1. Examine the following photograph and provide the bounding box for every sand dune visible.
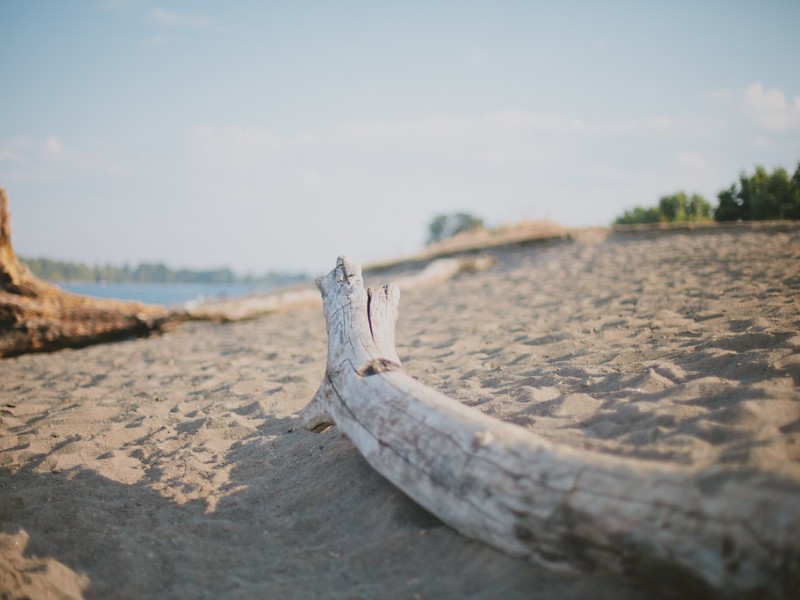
[2,224,799,598]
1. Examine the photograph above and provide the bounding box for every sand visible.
[1,224,799,599]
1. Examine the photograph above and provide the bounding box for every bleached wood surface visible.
[300,256,800,599]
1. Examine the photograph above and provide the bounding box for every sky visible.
[1,0,799,275]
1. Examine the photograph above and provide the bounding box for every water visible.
[58,281,276,308]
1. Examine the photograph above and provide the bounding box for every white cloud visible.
[336,109,590,144]
[593,115,675,135]
[745,82,786,111]
[483,109,584,132]
[43,135,63,157]
[182,107,687,180]
[326,110,584,171]
[185,125,289,170]
[744,82,800,131]
[0,135,64,163]
[0,134,139,182]
[147,7,210,28]
[0,137,33,162]
[752,137,772,148]
[336,116,469,141]
[677,151,708,170]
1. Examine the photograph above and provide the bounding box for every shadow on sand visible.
[0,408,659,599]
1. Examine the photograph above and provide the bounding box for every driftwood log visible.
[300,256,800,599]
[0,189,171,357]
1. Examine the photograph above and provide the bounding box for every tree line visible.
[20,257,307,286]
[426,163,800,247]
[427,212,486,244]
[614,163,800,225]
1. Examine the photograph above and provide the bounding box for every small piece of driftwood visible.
[0,189,171,357]
[300,256,800,599]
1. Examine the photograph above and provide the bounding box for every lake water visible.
[58,281,278,308]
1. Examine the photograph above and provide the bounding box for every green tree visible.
[789,163,800,219]
[613,192,712,225]
[134,263,171,283]
[714,184,741,221]
[658,193,687,222]
[427,212,485,244]
[613,206,661,225]
[714,164,800,221]
[765,167,794,219]
[687,194,712,221]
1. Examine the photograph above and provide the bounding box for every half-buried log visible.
[300,256,800,599]
[0,189,171,357]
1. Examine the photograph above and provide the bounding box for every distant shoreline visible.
[19,256,308,288]
[57,280,287,308]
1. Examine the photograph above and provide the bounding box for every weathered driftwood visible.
[0,189,171,357]
[301,256,800,599]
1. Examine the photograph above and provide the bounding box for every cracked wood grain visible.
[299,256,800,599]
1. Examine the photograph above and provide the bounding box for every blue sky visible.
[1,0,799,274]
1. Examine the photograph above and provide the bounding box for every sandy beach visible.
[2,224,799,599]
